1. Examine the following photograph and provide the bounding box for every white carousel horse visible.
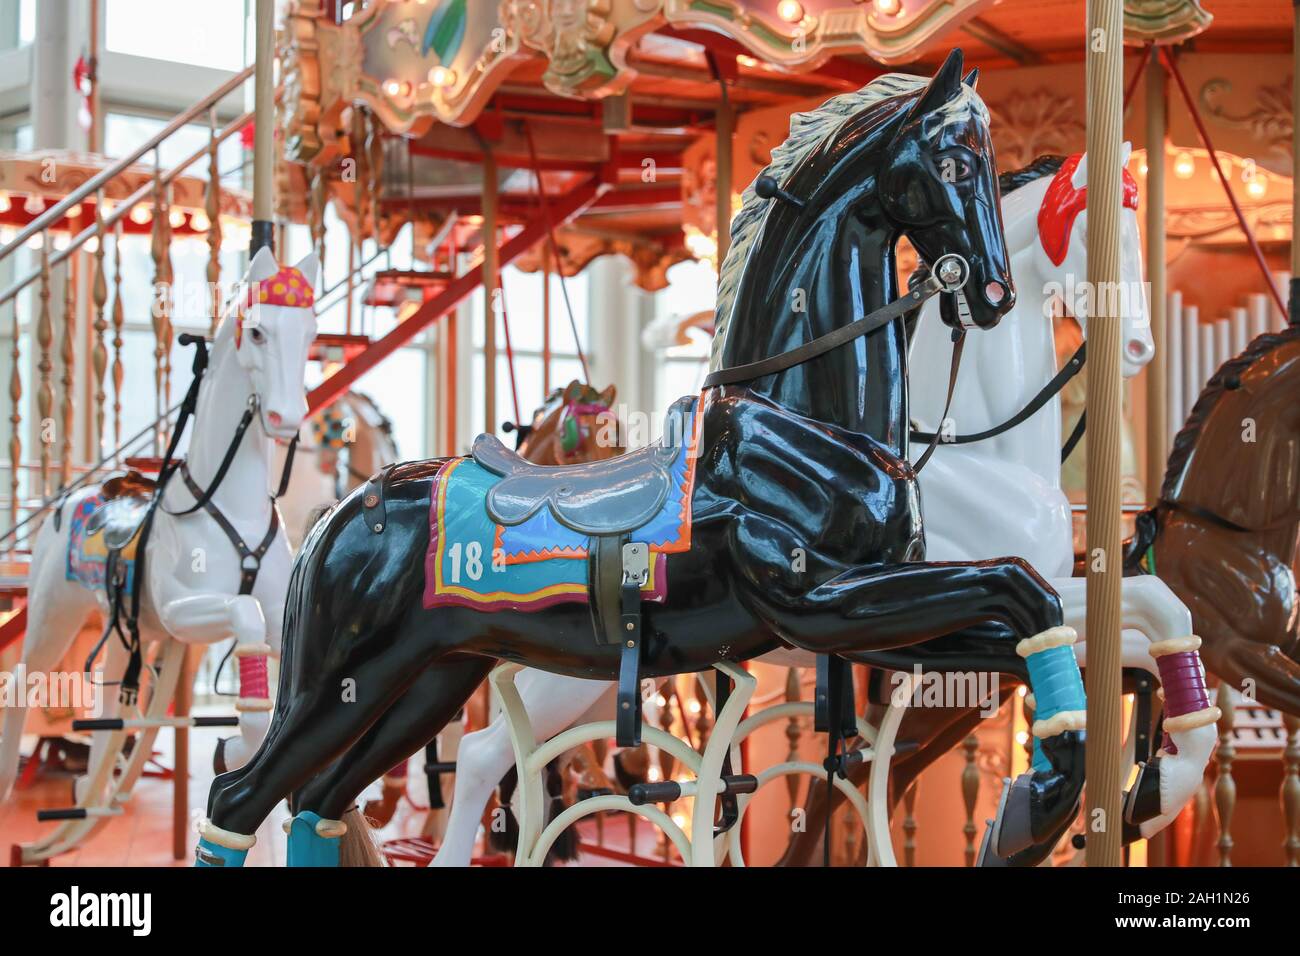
[276,391,399,551]
[909,148,1218,841]
[0,249,319,842]
[430,149,1208,866]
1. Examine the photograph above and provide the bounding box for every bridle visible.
[703,246,972,475]
[87,333,299,704]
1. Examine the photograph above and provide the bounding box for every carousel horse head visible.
[876,51,1013,330]
[517,380,620,466]
[714,48,1014,366]
[1030,146,1153,376]
[224,246,321,441]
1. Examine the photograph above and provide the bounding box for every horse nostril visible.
[984,281,1006,306]
[1127,339,1152,362]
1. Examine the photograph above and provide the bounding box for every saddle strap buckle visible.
[615,540,649,748]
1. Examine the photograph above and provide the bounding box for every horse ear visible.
[247,246,278,283]
[1071,152,1089,190]
[905,48,964,124]
[293,251,321,294]
[562,379,584,402]
[598,384,616,406]
[963,68,979,90]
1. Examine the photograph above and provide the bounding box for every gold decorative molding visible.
[1200,75,1293,166]
[986,89,1085,171]
[512,226,691,291]
[280,0,996,137]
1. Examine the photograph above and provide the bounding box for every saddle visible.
[472,395,695,536]
[85,495,150,554]
[472,395,697,747]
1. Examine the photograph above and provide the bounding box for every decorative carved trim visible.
[1200,75,1293,164]
[512,226,691,292]
[986,89,1085,171]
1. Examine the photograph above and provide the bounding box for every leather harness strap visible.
[702,272,947,390]
[180,466,280,596]
[911,341,1088,452]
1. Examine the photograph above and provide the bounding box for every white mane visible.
[710,73,989,369]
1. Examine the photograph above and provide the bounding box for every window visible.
[651,260,716,416]
[468,265,591,440]
[104,112,245,185]
[105,0,249,72]
[0,0,35,51]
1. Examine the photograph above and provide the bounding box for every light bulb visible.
[874,0,901,15]
[23,194,45,215]
[130,205,153,225]
[777,1,804,22]
[1173,151,1195,179]
[0,190,10,213]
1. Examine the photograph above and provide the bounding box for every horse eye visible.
[248,326,266,344]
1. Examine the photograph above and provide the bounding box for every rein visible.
[703,253,972,475]
[88,334,300,703]
[1156,497,1299,536]
[910,341,1088,461]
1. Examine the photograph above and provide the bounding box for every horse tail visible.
[1122,505,1161,576]
[339,806,386,867]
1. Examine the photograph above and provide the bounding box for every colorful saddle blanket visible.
[424,396,702,612]
[66,491,149,593]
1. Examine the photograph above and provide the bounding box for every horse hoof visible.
[976,818,1010,868]
[1123,757,1163,826]
[213,737,229,775]
[992,773,1036,858]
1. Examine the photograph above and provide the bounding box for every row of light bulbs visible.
[0,190,224,230]
[1135,151,1274,198]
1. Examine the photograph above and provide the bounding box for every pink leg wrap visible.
[239,654,270,702]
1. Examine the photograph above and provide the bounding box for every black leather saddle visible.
[472,394,695,535]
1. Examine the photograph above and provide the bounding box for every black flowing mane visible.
[1161,323,1300,500]
[998,155,1065,195]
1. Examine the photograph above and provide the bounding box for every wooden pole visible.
[1144,53,1168,503]
[1084,0,1126,868]
[250,0,275,254]
[1292,0,1300,323]
[483,151,498,435]
[715,102,734,266]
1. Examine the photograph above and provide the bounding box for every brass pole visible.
[715,102,734,265]
[250,0,275,253]
[1144,53,1167,502]
[1292,0,1300,322]
[483,151,498,435]
[1084,0,1126,868]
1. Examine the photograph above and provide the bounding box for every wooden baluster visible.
[961,734,979,867]
[308,167,326,263]
[8,301,21,541]
[366,109,384,240]
[902,779,919,867]
[60,253,75,489]
[111,222,126,458]
[36,237,53,497]
[1282,713,1300,867]
[784,667,802,808]
[207,108,223,338]
[150,159,170,450]
[1213,684,1236,867]
[92,195,109,458]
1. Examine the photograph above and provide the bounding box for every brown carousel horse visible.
[782,322,1300,865]
[361,380,624,832]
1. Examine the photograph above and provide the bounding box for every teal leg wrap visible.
[1025,645,1086,723]
[1031,736,1049,774]
[286,811,342,867]
[195,837,249,867]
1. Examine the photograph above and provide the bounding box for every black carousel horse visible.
[199,49,1086,868]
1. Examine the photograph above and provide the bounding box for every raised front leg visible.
[748,558,1085,867]
[150,572,272,772]
[1054,575,1219,839]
